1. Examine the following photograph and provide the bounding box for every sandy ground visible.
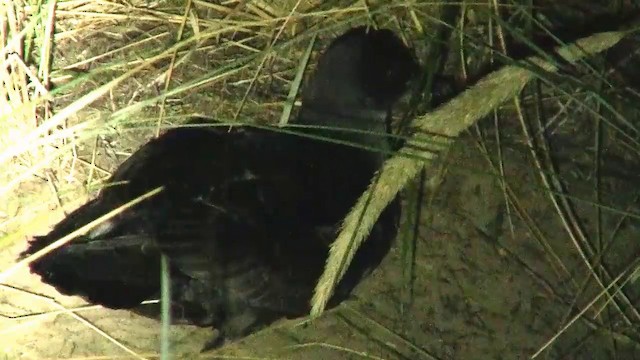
[1,129,640,359]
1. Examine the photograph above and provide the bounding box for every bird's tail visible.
[20,199,161,309]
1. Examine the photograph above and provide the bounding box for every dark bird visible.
[19,26,419,350]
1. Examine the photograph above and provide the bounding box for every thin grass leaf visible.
[279,32,316,126]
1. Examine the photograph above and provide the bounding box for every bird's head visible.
[296,26,419,152]
[300,26,419,117]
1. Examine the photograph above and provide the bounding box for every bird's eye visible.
[385,68,394,79]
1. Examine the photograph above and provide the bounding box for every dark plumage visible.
[19,26,419,349]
